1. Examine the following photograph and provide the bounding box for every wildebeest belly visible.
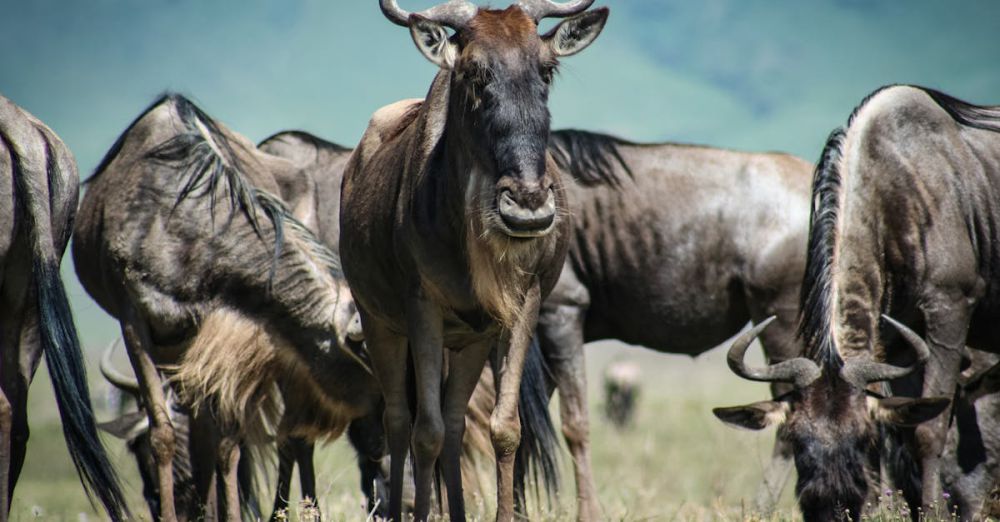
[582,263,751,356]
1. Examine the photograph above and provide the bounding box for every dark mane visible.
[548,129,635,187]
[257,130,352,154]
[797,126,847,369]
[922,87,1000,134]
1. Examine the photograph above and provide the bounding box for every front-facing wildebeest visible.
[714,85,1000,520]
[0,95,129,522]
[538,129,813,516]
[341,1,608,520]
[73,94,378,522]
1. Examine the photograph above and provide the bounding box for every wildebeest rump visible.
[714,85,1000,520]
[539,129,813,515]
[73,93,375,521]
[0,94,129,522]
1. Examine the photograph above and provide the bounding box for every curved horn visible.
[380,0,478,29]
[100,337,140,394]
[516,0,595,21]
[840,314,931,387]
[727,316,822,388]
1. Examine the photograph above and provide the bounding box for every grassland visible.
[6,340,963,521]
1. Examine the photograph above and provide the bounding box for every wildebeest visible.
[73,93,377,521]
[714,85,1000,520]
[538,129,814,517]
[0,95,129,522]
[341,1,607,519]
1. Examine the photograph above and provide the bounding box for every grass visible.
[6,340,979,521]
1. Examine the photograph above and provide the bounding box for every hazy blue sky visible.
[2,0,999,349]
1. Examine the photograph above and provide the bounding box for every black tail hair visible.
[9,134,130,520]
[923,87,1000,134]
[549,129,634,187]
[513,336,560,510]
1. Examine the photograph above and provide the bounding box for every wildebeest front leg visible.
[348,411,388,517]
[914,299,969,510]
[270,438,295,519]
[406,295,445,522]
[363,318,409,521]
[440,339,493,521]
[492,283,542,522]
[122,309,179,522]
[216,434,241,522]
[295,439,318,511]
[536,302,599,521]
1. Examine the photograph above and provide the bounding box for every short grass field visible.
[9,340,963,521]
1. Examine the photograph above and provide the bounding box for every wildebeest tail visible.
[8,133,130,520]
[514,336,560,508]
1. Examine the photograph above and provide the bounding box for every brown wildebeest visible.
[340,2,607,520]
[538,129,813,516]
[714,85,1000,520]
[0,95,129,522]
[73,93,377,522]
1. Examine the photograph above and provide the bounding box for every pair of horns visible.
[380,0,595,29]
[727,314,930,389]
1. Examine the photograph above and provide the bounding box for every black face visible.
[455,28,559,238]
[784,383,878,522]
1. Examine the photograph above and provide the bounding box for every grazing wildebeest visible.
[0,95,129,522]
[73,93,377,522]
[714,85,1000,520]
[536,129,814,516]
[97,338,263,521]
[341,2,607,520]
[602,358,640,429]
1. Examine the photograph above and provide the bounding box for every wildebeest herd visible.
[3,1,1000,521]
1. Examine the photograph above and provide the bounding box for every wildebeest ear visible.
[713,400,790,431]
[409,15,458,69]
[870,396,950,426]
[97,411,149,441]
[542,7,609,57]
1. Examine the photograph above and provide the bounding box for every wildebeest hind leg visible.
[121,308,179,522]
[440,339,492,521]
[537,303,599,521]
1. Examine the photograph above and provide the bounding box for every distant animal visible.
[714,85,1000,521]
[340,2,607,521]
[73,93,376,522]
[0,94,129,522]
[602,358,640,429]
[537,128,814,516]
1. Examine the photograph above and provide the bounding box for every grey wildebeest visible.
[0,95,129,522]
[73,93,378,522]
[537,129,814,517]
[340,2,607,520]
[713,84,1000,520]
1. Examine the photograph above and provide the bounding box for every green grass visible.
[6,340,973,521]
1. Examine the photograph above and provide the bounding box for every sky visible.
[2,0,999,350]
